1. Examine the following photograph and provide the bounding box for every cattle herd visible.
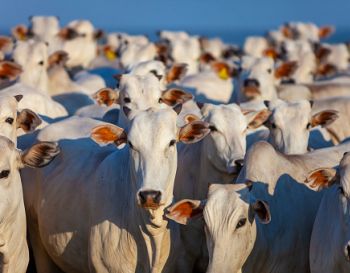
[0,16,349,273]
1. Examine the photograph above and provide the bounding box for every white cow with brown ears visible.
[169,140,350,273]
[21,107,211,273]
[0,136,59,273]
[173,103,270,272]
[305,152,350,273]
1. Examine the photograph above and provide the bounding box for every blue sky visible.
[1,0,349,42]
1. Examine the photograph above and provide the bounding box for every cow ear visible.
[178,121,210,144]
[48,50,69,68]
[251,200,271,224]
[91,124,127,147]
[275,61,298,79]
[160,88,193,106]
[0,61,23,81]
[319,26,334,39]
[20,142,60,168]
[305,168,337,191]
[93,88,119,106]
[17,109,42,132]
[166,63,188,83]
[311,110,338,128]
[11,25,28,40]
[211,62,230,80]
[263,48,279,60]
[184,114,201,124]
[166,199,204,225]
[245,109,271,129]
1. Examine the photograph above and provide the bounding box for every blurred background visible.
[0,0,349,44]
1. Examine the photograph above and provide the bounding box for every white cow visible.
[169,140,350,273]
[0,136,59,273]
[306,153,350,273]
[22,107,210,273]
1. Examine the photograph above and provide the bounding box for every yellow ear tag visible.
[218,67,229,80]
[105,50,117,61]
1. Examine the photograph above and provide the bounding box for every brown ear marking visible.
[247,109,272,129]
[315,47,332,62]
[161,88,193,106]
[93,88,119,106]
[90,124,127,146]
[48,51,69,67]
[17,109,42,132]
[166,63,188,83]
[166,200,203,225]
[263,48,279,60]
[311,110,339,128]
[0,61,23,81]
[305,168,337,190]
[319,26,334,39]
[184,114,200,124]
[58,27,79,40]
[275,61,298,79]
[0,36,12,52]
[178,120,210,144]
[11,25,28,40]
[316,63,337,78]
[281,25,294,39]
[199,52,216,64]
[21,142,60,168]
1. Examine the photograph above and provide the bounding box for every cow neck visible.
[197,143,236,199]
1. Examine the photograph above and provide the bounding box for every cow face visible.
[166,183,270,273]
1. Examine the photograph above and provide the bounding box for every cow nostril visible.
[138,190,162,205]
[243,79,260,88]
[344,242,350,261]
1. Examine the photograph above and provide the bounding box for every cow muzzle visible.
[138,190,162,210]
[243,78,261,98]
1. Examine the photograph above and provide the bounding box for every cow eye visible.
[38,60,44,66]
[124,97,131,103]
[267,68,272,74]
[271,123,277,129]
[169,139,176,147]
[5,117,14,125]
[209,125,217,132]
[236,218,247,229]
[306,122,312,129]
[0,170,10,179]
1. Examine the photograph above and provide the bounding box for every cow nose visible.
[139,190,162,205]
[244,78,260,88]
[344,241,350,261]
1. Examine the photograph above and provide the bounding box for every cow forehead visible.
[0,136,15,154]
[0,96,17,114]
[121,74,161,96]
[205,105,247,130]
[128,108,177,144]
[273,101,311,123]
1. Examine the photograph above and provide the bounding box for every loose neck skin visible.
[92,149,176,273]
[0,172,28,273]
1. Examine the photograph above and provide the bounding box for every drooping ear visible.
[315,47,331,63]
[184,114,201,124]
[48,50,69,68]
[93,88,119,106]
[251,200,271,224]
[166,199,204,225]
[20,142,60,168]
[319,26,334,39]
[311,110,339,128]
[58,27,79,40]
[0,36,13,52]
[0,61,23,81]
[316,63,337,78]
[275,61,298,79]
[178,120,211,144]
[17,109,42,132]
[245,109,271,129]
[160,88,193,106]
[166,63,188,83]
[11,25,29,40]
[263,48,279,60]
[304,168,337,191]
[90,124,127,147]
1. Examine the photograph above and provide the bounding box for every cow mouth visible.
[243,86,261,99]
[138,201,164,210]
